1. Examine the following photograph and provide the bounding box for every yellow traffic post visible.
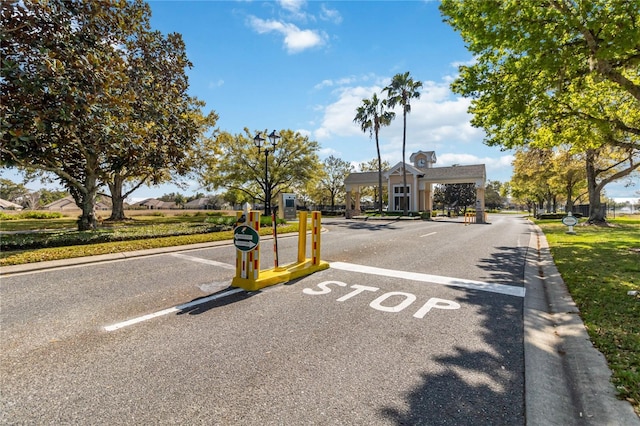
[464,212,475,225]
[297,211,307,263]
[231,208,329,292]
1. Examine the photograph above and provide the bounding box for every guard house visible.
[344,150,487,223]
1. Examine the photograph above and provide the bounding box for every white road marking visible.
[420,232,437,237]
[104,287,244,332]
[329,262,525,298]
[171,253,236,270]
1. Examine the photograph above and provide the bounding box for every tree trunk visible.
[71,176,99,231]
[108,176,126,221]
[375,131,383,216]
[565,182,574,213]
[585,150,606,224]
[402,111,408,215]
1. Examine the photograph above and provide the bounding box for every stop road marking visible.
[303,280,460,319]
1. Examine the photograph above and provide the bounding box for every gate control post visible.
[231,210,329,292]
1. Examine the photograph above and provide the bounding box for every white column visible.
[413,174,418,211]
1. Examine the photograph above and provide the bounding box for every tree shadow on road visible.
[323,219,400,231]
[176,287,257,316]
[379,280,525,424]
[476,242,530,287]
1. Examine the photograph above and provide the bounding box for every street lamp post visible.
[254,130,280,216]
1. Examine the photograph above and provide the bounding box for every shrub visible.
[536,212,583,220]
[0,211,64,220]
[0,212,16,220]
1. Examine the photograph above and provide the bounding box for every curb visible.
[524,224,639,425]
[0,239,237,276]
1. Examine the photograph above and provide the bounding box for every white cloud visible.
[319,4,342,24]
[438,153,515,181]
[450,58,477,68]
[295,128,312,138]
[247,16,327,53]
[278,0,306,14]
[313,75,359,90]
[319,146,339,157]
[208,79,224,89]
[307,75,520,182]
[312,85,377,140]
[312,78,481,147]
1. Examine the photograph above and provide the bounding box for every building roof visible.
[184,197,214,208]
[0,198,23,210]
[344,171,380,185]
[135,198,179,209]
[420,164,486,184]
[384,161,424,178]
[345,162,487,191]
[43,195,112,210]
[43,196,77,210]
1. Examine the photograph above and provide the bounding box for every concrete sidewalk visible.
[2,225,638,424]
[524,225,639,425]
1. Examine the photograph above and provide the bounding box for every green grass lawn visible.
[0,212,297,266]
[536,216,639,414]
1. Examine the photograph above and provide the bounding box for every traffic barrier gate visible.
[231,205,329,291]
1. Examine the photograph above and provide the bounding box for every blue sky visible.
[3,0,638,202]
[144,0,515,200]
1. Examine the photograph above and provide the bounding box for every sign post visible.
[562,211,578,234]
[231,207,329,292]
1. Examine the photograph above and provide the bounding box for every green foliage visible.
[201,128,321,207]
[16,211,64,220]
[484,180,506,210]
[0,212,14,221]
[440,0,640,148]
[318,155,353,210]
[433,183,476,214]
[440,1,640,223]
[204,215,238,226]
[536,213,582,220]
[37,188,68,207]
[537,218,640,413]
[1,0,217,227]
[0,211,64,222]
[0,178,28,202]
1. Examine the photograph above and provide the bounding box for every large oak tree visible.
[440,0,640,223]
[1,0,215,229]
[200,129,321,213]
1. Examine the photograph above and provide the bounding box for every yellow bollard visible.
[231,209,329,292]
[298,211,307,263]
[464,212,476,225]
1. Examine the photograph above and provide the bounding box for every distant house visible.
[0,198,23,210]
[184,197,218,210]
[43,195,111,211]
[134,198,179,209]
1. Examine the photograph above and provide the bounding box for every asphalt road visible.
[1,214,533,425]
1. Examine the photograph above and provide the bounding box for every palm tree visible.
[354,93,395,215]
[384,71,422,215]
